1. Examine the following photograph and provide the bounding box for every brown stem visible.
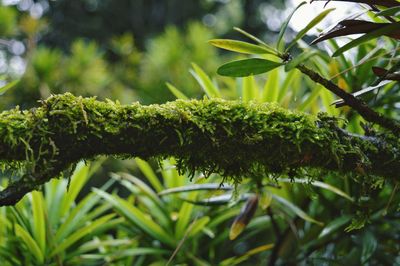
[296,64,400,134]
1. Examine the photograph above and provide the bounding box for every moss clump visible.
[0,93,399,205]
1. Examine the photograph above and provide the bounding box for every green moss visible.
[0,93,399,205]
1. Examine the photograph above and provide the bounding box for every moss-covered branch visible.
[0,93,399,206]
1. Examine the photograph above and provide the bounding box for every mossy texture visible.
[0,93,399,206]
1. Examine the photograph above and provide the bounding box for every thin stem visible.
[296,64,400,134]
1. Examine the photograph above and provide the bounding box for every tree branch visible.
[0,93,399,206]
[296,64,400,134]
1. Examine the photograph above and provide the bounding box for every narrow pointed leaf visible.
[318,215,351,238]
[233,27,275,52]
[310,0,400,8]
[191,63,221,98]
[166,82,189,100]
[272,194,324,226]
[31,191,46,254]
[0,79,18,95]
[333,22,400,56]
[375,6,400,17]
[286,8,336,51]
[135,158,163,192]
[277,1,307,50]
[209,39,276,55]
[50,213,116,256]
[94,189,176,247]
[15,224,44,264]
[217,58,283,77]
[229,195,258,240]
[158,183,233,196]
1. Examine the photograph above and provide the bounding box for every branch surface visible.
[0,93,399,206]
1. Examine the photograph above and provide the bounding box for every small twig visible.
[166,215,199,266]
[296,64,400,134]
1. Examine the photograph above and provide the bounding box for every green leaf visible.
[94,189,176,247]
[361,231,377,264]
[209,39,276,55]
[0,79,18,95]
[220,244,274,266]
[261,67,280,102]
[276,1,307,51]
[60,161,90,218]
[272,194,323,226]
[242,75,258,102]
[31,191,46,255]
[175,191,197,239]
[158,183,233,196]
[190,63,221,98]
[188,216,210,237]
[135,158,163,192]
[166,82,189,100]
[233,27,277,54]
[286,8,336,52]
[217,58,283,77]
[333,22,400,57]
[15,224,44,264]
[54,180,114,242]
[50,213,116,256]
[375,6,400,17]
[279,178,354,202]
[318,215,351,238]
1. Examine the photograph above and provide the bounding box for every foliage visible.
[0,0,400,265]
[0,162,131,265]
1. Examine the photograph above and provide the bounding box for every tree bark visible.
[0,93,398,206]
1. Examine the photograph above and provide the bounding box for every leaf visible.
[233,27,277,54]
[318,215,351,238]
[209,39,276,55]
[242,75,258,102]
[372,66,400,81]
[260,67,280,102]
[158,183,233,196]
[229,195,258,240]
[175,191,197,239]
[0,79,18,96]
[220,244,274,266]
[375,6,400,17]
[272,194,324,226]
[190,63,221,98]
[286,8,336,51]
[279,178,354,202]
[276,1,307,50]
[50,213,116,256]
[15,224,44,264]
[361,231,377,264]
[311,20,400,45]
[60,161,90,218]
[135,158,163,192]
[310,0,400,8]
[94,189,176,247]
[166,82,189,100]
[182,193,251,206]
[217,58,283,77]
[188,216,211,237]
[31,191,46,255]
[333,22,400,57]
[54,180,114,242]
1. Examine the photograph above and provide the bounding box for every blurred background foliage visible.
[1,0,400,265]
[0,0,290,107]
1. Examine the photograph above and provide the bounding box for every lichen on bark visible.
[0,93,399,206]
